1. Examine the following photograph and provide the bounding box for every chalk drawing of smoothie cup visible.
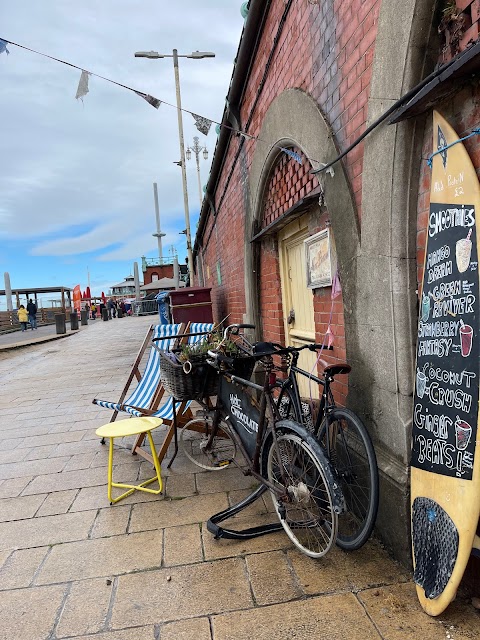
[416,363,428,399]
[456,229,473,273]
[459,320,473,357]
[421,293,430,323]
[455,416,472,450]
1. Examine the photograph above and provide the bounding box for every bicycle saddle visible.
[324,363,351,376]
[252,342,277,357]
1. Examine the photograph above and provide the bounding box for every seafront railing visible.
[0,308,73,333]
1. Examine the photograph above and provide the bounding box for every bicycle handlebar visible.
[223,323,255,339]
[271,343,332,355]
[206,350,235,368]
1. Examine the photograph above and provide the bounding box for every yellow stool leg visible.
[107,429,163,504]
[146,430,163,494]
[108,436,136,504]
[107,437,114,504]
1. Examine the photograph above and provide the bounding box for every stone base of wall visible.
[375,469,411,566]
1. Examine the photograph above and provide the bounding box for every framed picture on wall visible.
[304,228,332,288]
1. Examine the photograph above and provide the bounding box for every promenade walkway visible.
[0,315,478,639]
[0,321,82,351]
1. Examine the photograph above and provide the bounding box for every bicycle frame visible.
[209,359,290,497]
[276,350,339,459]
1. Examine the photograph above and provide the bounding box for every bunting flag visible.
[136,92,162,109]
[192,113,212,136]
[0,36,337,168]
[75,70,90,101]
[331,269,342,298]
[280,147,303,164]
[326,325,335,348]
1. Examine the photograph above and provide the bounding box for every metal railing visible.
[133,299,159,316]
[142,257,174,268]
[0,308,72,333]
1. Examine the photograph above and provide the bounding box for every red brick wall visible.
[197,0,380,400]
[259,236,285,345]
[143,264,174,286]
[439,1,480,63]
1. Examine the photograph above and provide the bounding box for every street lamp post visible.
[186,136,208,209]
[134,49,215,287]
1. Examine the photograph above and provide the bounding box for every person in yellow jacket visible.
[17,305,28,332]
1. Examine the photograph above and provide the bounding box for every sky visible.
[0,1,245,307]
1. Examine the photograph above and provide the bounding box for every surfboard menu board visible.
[412,124,480,481]
[411,111,480,616]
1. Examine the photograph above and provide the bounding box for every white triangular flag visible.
[136,92,162,109]
[75,70,90,101]
[192,113,212,136]
[0,39,10,55]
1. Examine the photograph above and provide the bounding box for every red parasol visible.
[101,291,107,304]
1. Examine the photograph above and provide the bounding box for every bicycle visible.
[270,344,379,551]
[177,324,345,558]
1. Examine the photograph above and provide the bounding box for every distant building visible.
[140,277,185,295]
[109,275,140,298]
[141,256,188,287]
[109,257,188,299]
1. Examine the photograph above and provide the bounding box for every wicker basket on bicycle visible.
[159,350,219,400]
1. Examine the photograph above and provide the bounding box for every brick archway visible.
[244,88,359,338]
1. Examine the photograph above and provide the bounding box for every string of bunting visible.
[0,36,322,168]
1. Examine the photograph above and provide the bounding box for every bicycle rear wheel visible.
[179,416,237,471]
[318,407,378,550]
[266,429,337,558]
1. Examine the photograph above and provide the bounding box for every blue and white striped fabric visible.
[94,322,214,421]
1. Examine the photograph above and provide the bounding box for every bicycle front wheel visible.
[266,430,337,558]
[318,407,378,550]
[179,416,237,471]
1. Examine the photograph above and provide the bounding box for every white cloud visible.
[0,0,244,265]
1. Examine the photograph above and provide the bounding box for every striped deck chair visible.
[93,321,214,465]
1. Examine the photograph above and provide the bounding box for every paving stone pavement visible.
[0,315,478,639]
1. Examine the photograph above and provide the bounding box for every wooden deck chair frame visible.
[93,320,216,468]
[130,322,196,466]
[93,322,197,465]
[105,322,186,425]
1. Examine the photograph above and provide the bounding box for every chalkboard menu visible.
[412,202,479,480]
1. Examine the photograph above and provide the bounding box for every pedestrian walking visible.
[17,305,28,332]
[107,298,114,319]
[26,298,38,330]
[91,302,97,320]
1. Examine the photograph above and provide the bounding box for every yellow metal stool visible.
[96,417,163,504]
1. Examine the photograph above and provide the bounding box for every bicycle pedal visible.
[215,459,232,467]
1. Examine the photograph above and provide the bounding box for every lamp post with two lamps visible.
[186,136,208,209]
[134,49,215,286]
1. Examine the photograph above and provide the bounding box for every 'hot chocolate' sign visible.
[412,121,480,481]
